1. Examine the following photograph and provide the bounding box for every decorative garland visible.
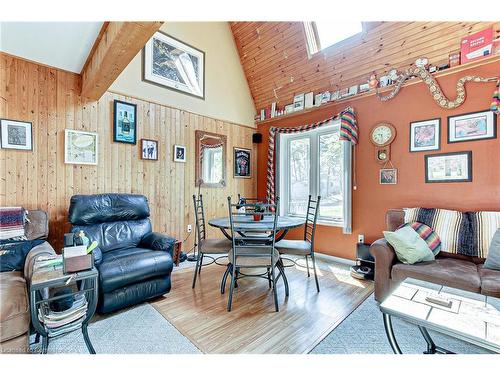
[375,66,499,113]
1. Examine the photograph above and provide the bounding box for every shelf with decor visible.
[256,54,500,126]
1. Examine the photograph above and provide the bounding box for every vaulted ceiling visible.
[230,21,500,111]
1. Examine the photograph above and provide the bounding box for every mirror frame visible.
[195,130,227,188]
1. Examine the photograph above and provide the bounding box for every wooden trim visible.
[81,21,164,100]
[80,22,110,75]
[256,55,500,126]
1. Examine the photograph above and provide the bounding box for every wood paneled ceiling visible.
[230,21,500,111]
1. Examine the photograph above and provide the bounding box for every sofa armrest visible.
[370,238,398,303]
[140,232,176,256]
[23,241,56,282]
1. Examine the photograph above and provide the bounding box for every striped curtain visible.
[266,106,358,205]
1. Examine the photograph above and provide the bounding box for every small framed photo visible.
[284,104,294,114]
[320,91,331,103]
[314,93,322,106]
[380,168,397,185]
[174,145,186,163]
[447,110,496,143]
[141,139,158,161]
[425,151,472,183]
[64,129,98,165]
[293,93,305,112]
[0,119,32,151]
[410,118,440,152]
[113,100,137,144]
[234,147,251,178]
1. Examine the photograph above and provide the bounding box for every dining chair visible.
[192,194,232,289]
[224,196,289,312]
[275,195,321,292]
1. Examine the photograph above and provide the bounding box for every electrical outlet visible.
[358,234,365,244]
[187,224,192,233]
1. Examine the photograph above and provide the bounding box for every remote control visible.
[425,294,452,308]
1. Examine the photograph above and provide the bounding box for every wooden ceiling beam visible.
[80,21,163,100]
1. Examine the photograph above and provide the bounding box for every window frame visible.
[277,120,350,228]
[303,21,364,58]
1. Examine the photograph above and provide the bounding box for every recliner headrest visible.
[68,193,150,225]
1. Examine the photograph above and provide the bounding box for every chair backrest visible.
[68,194,152,253]
[227,196,279,267]
[304,195,321,245]
[193,194,207,242]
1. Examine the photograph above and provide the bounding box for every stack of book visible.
[37,292,88,337]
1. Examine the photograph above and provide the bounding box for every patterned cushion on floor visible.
[398,222,441,256]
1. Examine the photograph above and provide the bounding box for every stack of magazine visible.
[37,292,88,337]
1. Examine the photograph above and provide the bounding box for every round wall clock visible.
[370,123,397,163]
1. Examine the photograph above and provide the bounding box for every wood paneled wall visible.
[230,21,500,110]
[0,53,256,251]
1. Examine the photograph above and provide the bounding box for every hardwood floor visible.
[151,258,373,354]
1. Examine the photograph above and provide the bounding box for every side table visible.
[29,258,98,354]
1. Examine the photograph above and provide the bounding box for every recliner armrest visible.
[140,232,176,256]
[370,238,398,303]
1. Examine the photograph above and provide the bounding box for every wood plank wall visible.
[0,53,257,251]
[230,21,500,110]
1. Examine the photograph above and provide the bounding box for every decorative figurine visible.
[368,73,379,89]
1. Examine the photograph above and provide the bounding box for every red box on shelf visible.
[460,28,494,64]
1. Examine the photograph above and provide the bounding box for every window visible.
[304,21,362,55]
[278,120,352,231]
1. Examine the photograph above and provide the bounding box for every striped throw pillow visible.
[399,222,441,256]
[403,208,500,258]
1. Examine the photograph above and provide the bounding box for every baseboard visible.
[314,252,356,266]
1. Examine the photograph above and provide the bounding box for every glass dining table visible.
[208,215,305,241]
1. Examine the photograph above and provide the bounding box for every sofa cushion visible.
[478,264,500,298]
[398,222,441,256]
[384,226,435,265]
[98,247,173,293]
[391,257,481,293]
[0,271,29,342]
[484,229,500,271]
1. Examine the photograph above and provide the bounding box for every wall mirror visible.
[195,130,227,188]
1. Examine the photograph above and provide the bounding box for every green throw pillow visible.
[384,226,435,265]
[484,229,500,271]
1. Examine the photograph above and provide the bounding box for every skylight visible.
[304,21,363,55]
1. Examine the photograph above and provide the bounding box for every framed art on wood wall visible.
[113,100,137,144]
[425,151,472,183]
[64,129,98,165]
[409,118,440,152]
[174,145,186,163]
[447,110,496,143]
[234,147,251,178]
[0,119,32,151]
[141,139,158,161]
[143,31,205,99]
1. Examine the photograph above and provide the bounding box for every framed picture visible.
[0,119,32,151]
[174,145,186,163]
[64,129,98,165]
[113,100,137,144]
[234,147,251,178]
[143,31,205,99]
[141,139,158,161]
[380,168,397,185]
[410,118,440,152]
[284,104,294,114]
[425,151,472,183]
[447,110,496,143]
[293,93,305,112]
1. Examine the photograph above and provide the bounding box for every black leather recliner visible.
[68,193,175,313]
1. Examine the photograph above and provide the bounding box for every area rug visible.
[40,303,200,354]
[151,259,374,354]
[311,294,489,354]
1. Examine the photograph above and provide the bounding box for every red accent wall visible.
[256,60,500,260]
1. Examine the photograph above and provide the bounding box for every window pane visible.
[289,137,310,215]
[319,132,343,220]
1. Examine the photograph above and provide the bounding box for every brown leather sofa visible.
[0,210,56,354]
[370,209,500,303]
